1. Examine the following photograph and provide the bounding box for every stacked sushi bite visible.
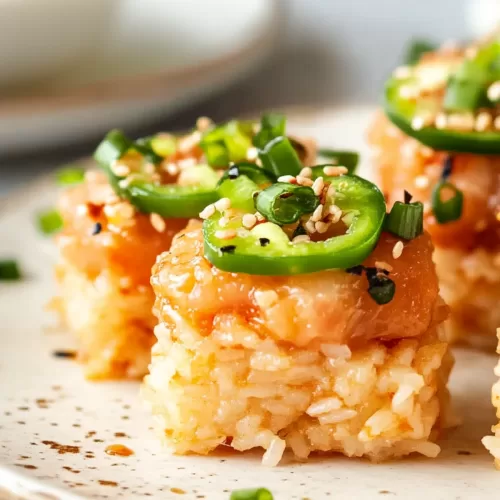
[142,113,453,465]
[367,32,500,466]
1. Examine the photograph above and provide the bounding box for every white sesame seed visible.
[254,290,278,309]
[399,85,419,99]
[311,204,324,222]
[178,131,201,153]
[214,197,231,212]
[165,163,180,176]
[305,220,316,234]
[246,147,258,161]
[392,241,404,259]
[104,202,135,222]
[196,116,213,132]
[111,162,131,177]
[296,175,314,187]
[299,167,313,178]
[411,113,434,131]
[328,204,342,223]
[277,175,295,183]
[255,158,263,167]
[323,166,348,177]
[215,229,236,240]
[255,212,266,222]
[177,157,197,169]
[199,204,216,220]
[375,261,393,272]
[475,111,493,132]
[218,217,229,228]
[150,213,166,233]
[435,113,448,130]
[143,163,156,175]
[242,213,257,229]
[292,235,311,244]
[420,146,434,158]
[315,221,330,233]
[488,81,500,102]
[76,204,89,216]
[312,177,325,196]
[414,175,430,189]
[446,112,474,131]
[393,65,412,79]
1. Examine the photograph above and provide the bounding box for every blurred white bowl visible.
[0,0,117,87]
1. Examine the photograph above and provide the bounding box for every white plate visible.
[1,107,500,500]
[0,0,277,154]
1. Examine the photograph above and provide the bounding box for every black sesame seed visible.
[53,350,77,359]
[292,223,307,239]
[91,222,102,235]
[404,190,413,204]
[259,238,270,247]
[346,265,365,276]
[442,156,454,180]
[220,245,236,254]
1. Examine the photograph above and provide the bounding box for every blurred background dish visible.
[0,0,277,154]
[0,0,117,88]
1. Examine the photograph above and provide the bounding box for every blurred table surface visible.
[0,0,473,198]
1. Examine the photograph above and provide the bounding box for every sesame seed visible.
[246,147,258,161]
[143,163,156,175]
[199,204,216,220]
[473,113,491,134]
[104,202,135,222]
[328,204,342,223]
[312,177,325,196]
[214,198,231,212]
[111,162,131,177]
[435,113,448,130]
[76,204,89,217]
[487,81,500,102]
[299,167,313,178]
[392,241,404,259]
[292,234,311,243]
[305,220,316,234]
[196,116,213,132]
[165,163,180,176]
[242,213,257,229]
[414,175,430,189]
[315,221,330,233]
[177,157,197,169]
[150,213,166,233]
[254,290,278,309]
[420,146,434,158]
[296,175,313,187]
[277,175,295,183]
[220,245,236,254]
[178,131,201,153]
[446,112,474,131]
[214,229,236,240]
[255,212,266,222]
[323,166,348,177]
[375,261,393,272]
[411,113,434,130]
[218,217,229,228]
[399,85,419,99]
[311,204,324,222]
[259,237,270,247]
[393,65,412,79]
[255,158,263,167]
[91,222,102,235]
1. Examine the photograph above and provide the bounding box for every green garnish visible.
[431,181,463,224]
[253,112,286,149]
[317,149,360,175]
[37,209,63,235]
[255,183,319,225]
[0,260,21,281]
[230,488,274,500]
[366,268,396,305]
[55,166,85,186]
[385,198,424,240]
[258,136,302,178]
[403,39,436,65]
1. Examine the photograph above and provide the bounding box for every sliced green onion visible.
[403,39,436,65]
[218,175,259,213]
[150,134,177,157]
[217,162,276,187]
[366,268,396,305]
[443,77,490,112]
[0,260,21,281]
[204,141,229,168]
[385,201,424,240]
[133,137,163,164]
[230,488,273,500]
[317,149,359,175]
[255,182,319,225]
[253,112,286,149]
[431,181,463,224]
[258,136,302,177]
[37,209,63,235]
[55,166,85,186]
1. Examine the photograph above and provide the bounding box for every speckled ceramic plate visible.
[1,108,500,500]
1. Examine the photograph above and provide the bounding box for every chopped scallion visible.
[317,149,359,175]
[385,201,424,240]
[258,136,303,177]
[55,166,85,186]
[255,182,319,225]
[431,181,463,224]
[230,488,274,500]
[366,268,396,305]
[403,39,436,65]
[253,112,286,150]
[0,260,21,281]
[37,209,63,235]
